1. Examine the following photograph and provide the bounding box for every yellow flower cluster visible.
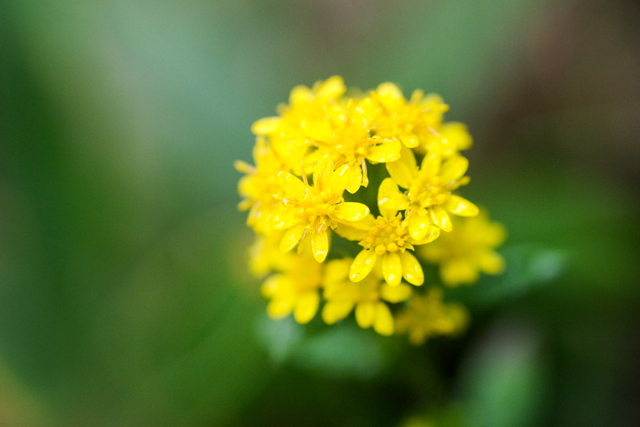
[237,77,505,343]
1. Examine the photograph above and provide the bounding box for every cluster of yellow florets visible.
[236,77,506,344]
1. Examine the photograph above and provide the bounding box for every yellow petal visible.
[441,122,472,151]
[378,177,409,217]
[399,133,419,148]
[322,301,354,324]
[380,283,412,303]
[408,212,432,240]
[294,292,319,324]
[400,252,424,286]
[420,151,441,175]
[278,171,307,200]
[272,209,298,230]
[373,303,394,336]
[440,155,469,183]
[430,206,452,232]
[251,117,280,135]
[386,160,414,190]
[382,252,402,287]
[376,82,403,99]
[367,139,401,163]
[260,275,283,298]
[335,202,370,222]
[316,75,345,99]
[267,298,294,319]
[313,158,333,189]
[312,229,329,262]
[400,251,424,286]
[324,164,350,194]
[324,258,352,285]
[234,160,253,174]
[350,249,377,282]
[345,164,362,194]
[280,225,305,252]
[441,259,478,286]
[355,302,376,328]
[478,251,505,275]
[290,85,313,104]
[334,223,368,241]
[445,195,479,217]
[410,225,440,245]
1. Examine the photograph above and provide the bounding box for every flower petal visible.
[382,252,402,286]
[381,283,412,303]
[367,139,401,163]
[441,122,472,151]
[440,155,469,183]
[267,298,294,319]
[294,292,319,324]
[272,209,298,230]
[400,252,424,286]
[278,171,308,200]
[376,82,403,99]
[441,259,478,286]
[345,164,363,194]
[420,151,441,175]
[386,159,414,190]
[316,75,345,99]
[408,212,432,240]
[324,164,350,194]
[322,301,354,324]
[399,133,419,148]
[312,229,329,262]
[410,225,440,245]
[335,202,370,222]
[373,302,394,336]
[280,224,306,252]
[350,249,377,282]
[378,177,409,217]
[478,251,505,275]
[324,258,352,286]
[313,158,333,189]
[333,223,368,241]
[430,206,452,232]
[445,195,479,217]
[251,117,280,135]
[355,302,376,328]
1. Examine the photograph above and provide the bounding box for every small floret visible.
[395,288,468,345]
[419,211,506,286]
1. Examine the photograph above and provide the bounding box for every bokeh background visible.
[1,1,640,426]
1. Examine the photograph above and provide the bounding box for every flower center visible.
[361,215,409,255]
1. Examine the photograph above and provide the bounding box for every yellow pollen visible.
[362,215,409,253]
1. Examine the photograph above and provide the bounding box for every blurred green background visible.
[1,1,640,426]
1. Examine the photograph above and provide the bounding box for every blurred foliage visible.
[1,1,639,426]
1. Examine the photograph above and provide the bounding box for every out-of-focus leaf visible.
[448,244,566,309]
[458,319,549,427]
[256,315,305,364]
[291,322,388,380]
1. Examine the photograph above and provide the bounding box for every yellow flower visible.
[343,180,439,288]
[261,251,323,324]
[381,147,479,238]
[322,258,413,336]
[419,211,506,286]
[395,288,468,345]
[307,96,402,194]
[248,232,291,278]
[273,159,370,262]
[370,82,472,157]
[235,136,288,235]
[252,76,347,174]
